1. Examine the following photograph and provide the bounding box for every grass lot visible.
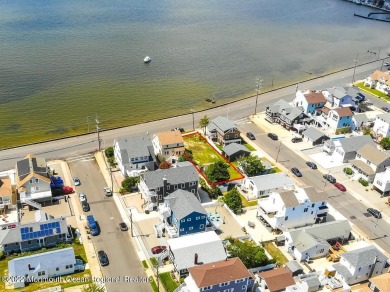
[243,142,256,151]
[239,194,258,207]
[183,134,243,181]
[150,257,158,267]
[263,242,288,266]
[159,272,180,292]
[356,82,390,100]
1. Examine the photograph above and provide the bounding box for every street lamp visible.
[190,109,195,130]
[254,78,263,115]
[351,53,359,85]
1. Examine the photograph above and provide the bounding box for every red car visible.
[62,186,74,194]
[334,183,346,192]
[151,246,167,254]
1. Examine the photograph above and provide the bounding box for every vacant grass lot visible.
[263,242,288,266]
[356,82,390,100]
[183,134,243,181]
[159,272,180,292]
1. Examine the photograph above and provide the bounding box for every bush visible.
[122,176,140,192]
[105,147,114,158]
[359,178,369,186]
[159,161,172,169]
[343,168,354,175]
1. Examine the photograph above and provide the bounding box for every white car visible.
[79,193,87,202]
[73,177,81,186]
[104,187,112,197]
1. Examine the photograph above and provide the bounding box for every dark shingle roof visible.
[209,116,237,135]
[222,143,250,156]
[142,165,198,189]
[302,127,328,142]
[114,135,153,162]
[165,190,206,220]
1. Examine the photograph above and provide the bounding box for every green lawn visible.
[356,82,390,100]
[242,142,256,151]
[159,272,180,292]
[239,194,258,207]
[263,242,288,266]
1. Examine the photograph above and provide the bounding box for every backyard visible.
[263,242,288,266]
[183,133,244,182]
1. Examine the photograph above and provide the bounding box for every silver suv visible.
[104,187,112,197]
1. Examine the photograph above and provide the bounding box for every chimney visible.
[28,264,32,270]
[194,253,198,265]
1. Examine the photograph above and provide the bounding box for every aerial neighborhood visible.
[2,67,390,292]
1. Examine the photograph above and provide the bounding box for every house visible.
[113,135,157,177]
[168,231,227,277]
[373,113,390,139]
[138,165,199,211]
[364,70,390,96]
[373,167,390,196]
[322,135,376,163]
[350,144,390,182]
[0,175,15,211]
[183,257,254,292]
[286,275,321,292]
[285,260,304,276]
[156,189,211,238]
[284,220,352,262]
[326,107,354,134]
[206,116,241,146]
[152,130,185,163]
[352,113,371,132]
[368,273,390,292]
[15,154,52,204]
[293,90,327,115]
[241,172,295,199]
[258,268,295,292]
[302,127,329,146]
[222,143,250,162]
[8,247,77,288]
[333,245,389,286]
[0,211,71,254]
[265,99,311,131]
[257,186,328,230]
[322,87,358,109]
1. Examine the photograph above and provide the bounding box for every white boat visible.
[144,56,151,63]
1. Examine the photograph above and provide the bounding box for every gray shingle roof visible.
[302,127,328,142]
[339,135,376,153]
[114,135,153,162]
[209,116,237,135]
[279,190,299,208]
[353,113,369,125]
[303,276,321,288]
[303,186,328,202]
[165,190,206,220]
[222,143,250,156]
[377,113,390,124]
[358,145,390,165]
[342,245,388,268]
[9,247,75,277]
[294,231,329,253]
[285,261,303,274]
[325,87,351,100]
[248,173,295,192]
[333,263,352,278]
[142,165,198,189]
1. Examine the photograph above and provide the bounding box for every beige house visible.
[0,176,15,211]
[152,130,185,163]
[364,70,390,96]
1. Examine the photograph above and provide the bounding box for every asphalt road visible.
[0,58,388,170]
[68,159,152,292]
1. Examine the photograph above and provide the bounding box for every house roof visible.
[302,127,328,142]
[188,257,251,288]
[369,273,390,292]
[247,173,295,192]
[353,113,369,125]
[9,247,75,277]
[168,231,227,271]
[302,186,328,202]
[331,107,353,117]
[285,261,303,274]
[357,144,389,165]
[209,116,237,135]
[338,135,376,153]
[293,231,330,253]
[259,268,295,292]
[341,245,388,268]
[114,135,154,163]
[156,130,184,146]
[15,154,50,188]
[376,113,390,124]
[279,190,299,208]
[165,190,206,220]
[142,165,198,189]
[222,143,250,156]
[0,177,12,196]
[370,70,390,86]
[325,87,351,100]
[333,262,352,279]
[321,106,331,115]
[304,92,326,104]
[350,159,375,175]
[302,276,321,288]
[268,99,306,122]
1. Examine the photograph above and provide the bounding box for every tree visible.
[226,238,272,269]
[199,115,210,134]
[380,137,390,150]
[205,161,230,182]
[224,188,243,214]
[159,161,172,169]
[209,186,222,199]
[237,155,265,176]
[105,147,114,158]
[82,282,106,292]
[121,176,140,192]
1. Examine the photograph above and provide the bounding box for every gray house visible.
[138,165,199,211]
[302,127,329,146]
[351,113,370,132]
[113,135,157,177]
[0,211,71,254]
[222,143,251,162]
[8,247,77,288]
[206,116,241,146]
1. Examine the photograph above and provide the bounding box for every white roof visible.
[247,173,295,191]
[168,231,227,270]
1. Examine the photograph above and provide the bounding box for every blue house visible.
[293,90,327,115]
[326,107,354,134]
[157,189,210,238]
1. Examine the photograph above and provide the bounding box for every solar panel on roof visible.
[56,228,61,234]
[21,234,27,240]
[44,230,49,236]
[44,224,48,229]
[49,223,53,228]
[55,222,60,227]
[28,233,33,239]
[49,229,53,235]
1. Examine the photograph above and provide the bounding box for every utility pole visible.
[95,113,102,151]
[352,53,359,85]
[254,78,263,115]
[190,109,195,130]
[109,166,113,194]
[130,209,134,237]
[275,141,282,162]
[155,265,160,292]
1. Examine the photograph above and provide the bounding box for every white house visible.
[322,87,357,109]
[364,70,390,96]
[333,245,389,286]
[8,247,77,288]
[373,167,390,196]
[373,113,390,139]
[351,113,371,132]
[257,186,328,230]
[152,130,185,163]
[241,172,295,199]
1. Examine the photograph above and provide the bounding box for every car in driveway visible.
[333,182,346,191]
[367,208,382,219]
[104,187,112,197]
[291,167,302,177]
[246,132,256,140]
[73,177,81,186]
[268,133,278,140]
[82,201,90,212]
[306,161,317,169]
[323,174,336,184]
[291,137,303,143]
[98,250,109,266]
[119,222,128,231]
[151,246,167,254]
[381,107,390,113]
[79,193,87,203]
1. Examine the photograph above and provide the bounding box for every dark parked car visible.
[119,222,128,231]
[323,174,336,184]
[171,127,185,133]
[306,161,317,169]
[268,133,278,140]
[354,93,365,103]
[381,107,390,113]
[333,182,346,192]
[98,250,109,266]
[151,246,167,255]
[291,137,303,143]
[291,167,302,177]
[82,201,90,212]
[246,132,256,140]
[367,208,381,219]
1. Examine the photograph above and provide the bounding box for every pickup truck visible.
[86,215,99,236]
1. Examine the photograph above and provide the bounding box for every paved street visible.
[68,158,152,292]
